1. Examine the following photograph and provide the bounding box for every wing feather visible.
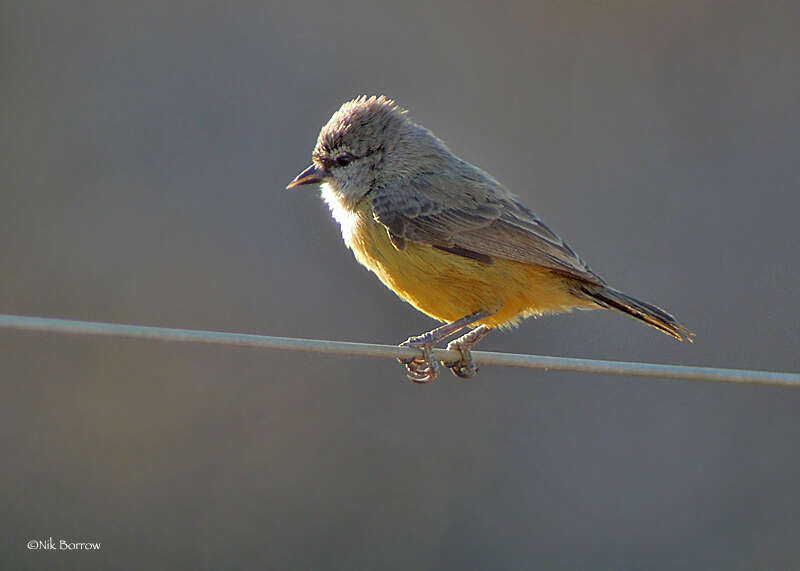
[370,167,603,285]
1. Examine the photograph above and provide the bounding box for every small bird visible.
[288,96,693,382]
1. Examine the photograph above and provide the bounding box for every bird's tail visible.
[581,285,694,342]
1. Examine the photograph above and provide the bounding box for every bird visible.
[288,95,693,382]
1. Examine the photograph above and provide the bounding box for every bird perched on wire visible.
[288,96,693,382]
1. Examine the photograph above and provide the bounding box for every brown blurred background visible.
[2,1,799,569]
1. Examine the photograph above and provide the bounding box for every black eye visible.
[335,155,352,168]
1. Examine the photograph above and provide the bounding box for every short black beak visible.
[286,164,325,189]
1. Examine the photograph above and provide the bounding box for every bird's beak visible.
[286,164,325,189]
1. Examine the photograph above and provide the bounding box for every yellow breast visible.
[324,190,594,329]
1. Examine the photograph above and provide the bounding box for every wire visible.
[0,313,797,387]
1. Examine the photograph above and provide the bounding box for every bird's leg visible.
[399,310,489,383]
[443,325,492,379]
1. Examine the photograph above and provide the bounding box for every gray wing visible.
[370,167,604,285]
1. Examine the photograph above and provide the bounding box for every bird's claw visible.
[398,340,439,383]
[444,341,478,379]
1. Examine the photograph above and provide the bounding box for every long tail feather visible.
[582,286,694,342]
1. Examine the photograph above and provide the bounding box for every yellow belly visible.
[341,202,595,329]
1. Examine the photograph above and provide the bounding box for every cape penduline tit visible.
[288,96,693,383]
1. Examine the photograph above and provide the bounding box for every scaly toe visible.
[449,361,478,379]
[398,344,439,383]
[444,344,478,379]
[407,366,437,383]
[405,360,439,383]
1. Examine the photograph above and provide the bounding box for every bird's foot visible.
[442,325,491,379]
[398,339,440,383]
[397,317,492,383]
[444,340,478,379]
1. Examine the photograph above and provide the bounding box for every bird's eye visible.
[335,155,352,168]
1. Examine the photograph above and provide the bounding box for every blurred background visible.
[2,1,798,569]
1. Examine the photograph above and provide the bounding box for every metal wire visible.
[0,313,798,387]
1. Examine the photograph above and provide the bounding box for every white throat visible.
[320,182,360,248]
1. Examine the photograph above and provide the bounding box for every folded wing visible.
[370,168,604,285]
